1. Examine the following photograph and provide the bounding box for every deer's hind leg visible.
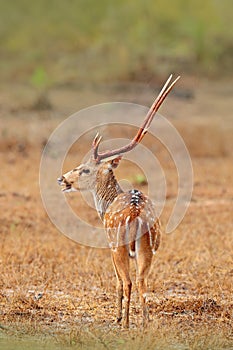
[111,246,131,328]
[111,253,123,323]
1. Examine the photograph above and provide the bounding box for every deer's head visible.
[57,155,122,192]
[57,75,180,193]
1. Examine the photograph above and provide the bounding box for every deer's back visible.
[104,189,161,254]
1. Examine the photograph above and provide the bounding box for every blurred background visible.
[1,0,232,86]
[1,0,232,157]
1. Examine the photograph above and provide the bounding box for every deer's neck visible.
[93,168,122,220]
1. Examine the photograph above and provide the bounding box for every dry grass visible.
[0,82,233,349]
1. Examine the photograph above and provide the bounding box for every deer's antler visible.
[92,74,180,163]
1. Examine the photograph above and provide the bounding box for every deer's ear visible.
[102,155,122,168]
[110,155,122,168]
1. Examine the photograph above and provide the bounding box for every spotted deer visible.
[57,75,180,327]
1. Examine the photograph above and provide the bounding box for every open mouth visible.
[57,177,78,192]
[57,177,72,192]
[62,184,71,192]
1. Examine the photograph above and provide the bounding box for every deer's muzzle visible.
[57,176,64,185]
[57,176,72,192]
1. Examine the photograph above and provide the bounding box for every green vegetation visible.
[30,67,49,90]
[0,0,232,85]
[133,174,148,186]
[30,66,52,109]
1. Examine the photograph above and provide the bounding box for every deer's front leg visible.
[137,277,148,325]
[136,234,153,326]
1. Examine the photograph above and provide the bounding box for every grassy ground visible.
[0,79,233,349]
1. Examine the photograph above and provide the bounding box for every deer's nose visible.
[57,176,64,185]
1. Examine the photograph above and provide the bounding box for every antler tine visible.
[93,75,180,162]
[146,74,173,123]
[143,74,176,130]
[92,133,103,160]
[136,75,180,143]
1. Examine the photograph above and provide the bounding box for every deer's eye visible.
[82,169,90,174]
